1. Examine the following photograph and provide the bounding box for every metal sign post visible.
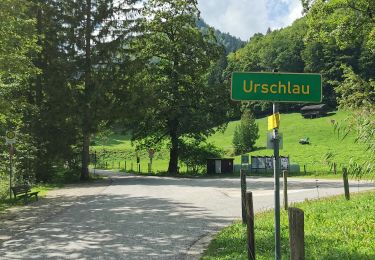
[231,71,322,260]
[9,144,13,200]
[148,149,155,173]
[273,103,281,260]
[5,131,16,200]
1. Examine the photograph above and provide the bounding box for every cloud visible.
[197,0,303,41]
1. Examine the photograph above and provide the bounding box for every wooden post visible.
[138,164,141,173]
[246,191,255,260]
[303,165,306,175]
[125,161,127,171]
[105,161,108,169]
[333,163,337,175]
[283,170,288,210]
[288,207,304,260]
[343,167,350,200]
[240,169,247,224]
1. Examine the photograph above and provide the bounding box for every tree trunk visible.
[81,132,90,180]
[168,120,179,174]
[35,4,43,107]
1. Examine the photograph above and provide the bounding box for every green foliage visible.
[336,65,375,110]
[232,110,259,155]
[0,0,38,84]
[179,140,222,173]
[129,0,229,173]
[303,0,375,176]
[203,191,375,259]
[196,19,245,53]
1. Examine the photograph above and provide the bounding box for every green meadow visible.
[91,110,369,175]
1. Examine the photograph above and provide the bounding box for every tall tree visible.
[30,0,141,180]
[0,0,39,180]
[131,0,229,174]
[304,0,375,174]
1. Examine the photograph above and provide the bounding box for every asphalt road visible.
[1,173,374,259]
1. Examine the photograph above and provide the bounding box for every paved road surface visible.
[1,173,374,259]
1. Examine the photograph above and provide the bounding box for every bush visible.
[232,110,259,155]
[179,140,222,173]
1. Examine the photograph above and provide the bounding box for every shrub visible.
[179,140,222,173]
[232,110,259,155]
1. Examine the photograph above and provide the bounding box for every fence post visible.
[333,163,337,175]
[288,207,304,260]
[283,170,288,210]
[343,167,350,200]
[246,191,255,260]
[240,169,247,224]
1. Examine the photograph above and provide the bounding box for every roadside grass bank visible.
[202,191,375,259]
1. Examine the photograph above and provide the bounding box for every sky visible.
[197,0,303,41]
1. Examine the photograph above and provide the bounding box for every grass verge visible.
[202,191,375,259]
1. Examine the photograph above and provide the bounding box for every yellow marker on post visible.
[268,113,280,131]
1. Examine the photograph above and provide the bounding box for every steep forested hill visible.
[197,19,245,54]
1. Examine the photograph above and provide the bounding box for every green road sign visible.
[231,72,322,103]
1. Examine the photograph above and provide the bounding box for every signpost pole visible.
[9,144,13,200]
[273,102,281,260]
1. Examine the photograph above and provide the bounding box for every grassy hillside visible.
[209,110,367,174]
[91,110,368,175]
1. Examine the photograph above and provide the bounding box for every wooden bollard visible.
[333,163,337,175]
[246,191,255,260]
[343,167,350,200]
[288,207,305,260]
[240,169,247,224]
[283,170,288,210]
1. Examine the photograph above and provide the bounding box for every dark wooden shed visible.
[207,158,234,174]
[300,104,328,118]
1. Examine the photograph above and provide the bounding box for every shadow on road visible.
[0,193,231,259]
